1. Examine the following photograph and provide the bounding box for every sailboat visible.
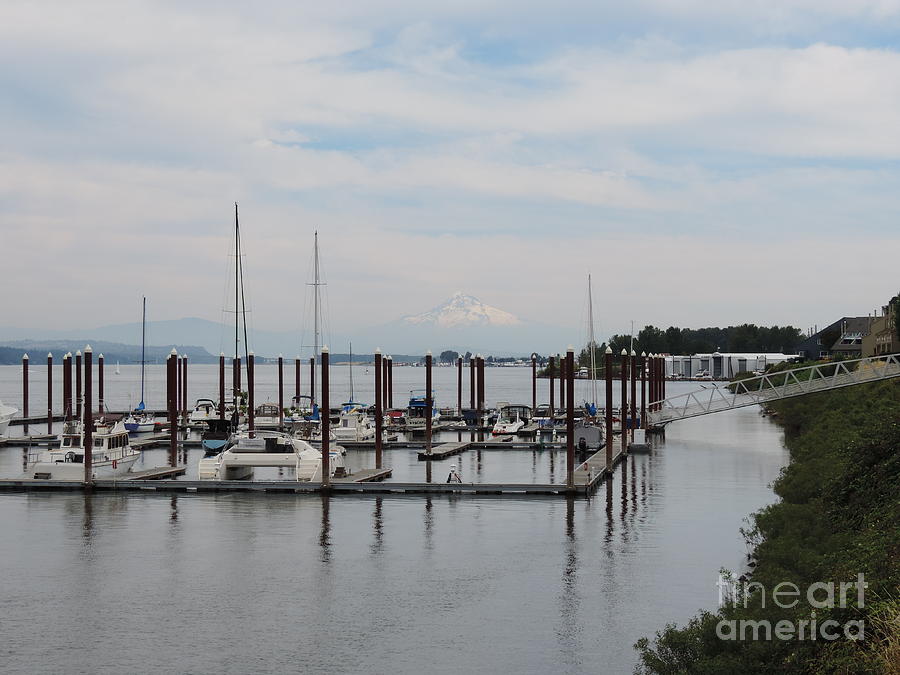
[124,297,155,433]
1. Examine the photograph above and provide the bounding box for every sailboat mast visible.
[234,203,240,408]
[587,274,597,407]
[140,295,146,408]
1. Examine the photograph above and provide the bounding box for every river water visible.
[0,364,788,673]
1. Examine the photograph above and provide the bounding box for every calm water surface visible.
[0,365,788,673]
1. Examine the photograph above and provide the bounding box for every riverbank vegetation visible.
[635,378,900,673]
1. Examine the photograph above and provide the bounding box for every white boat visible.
[124,411,155,433]
[0,399,18,436]
[253,403,282,430]
[406,390,439,429]
[492,403,531,435]
[29,419,141,480]
[188,398,220,424]
[333,409,376,442]
[198,431,345,481]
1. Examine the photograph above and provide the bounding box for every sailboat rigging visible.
[587,274,598,410]
[124,297,155,433]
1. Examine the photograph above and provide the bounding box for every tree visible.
[439,350,459,363]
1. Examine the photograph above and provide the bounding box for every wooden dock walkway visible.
[123,466,187,480]
[417,441,472,461]
[334,467,393,483]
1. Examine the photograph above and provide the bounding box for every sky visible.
[2,0,899,344]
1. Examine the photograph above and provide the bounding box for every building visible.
[793,317,872,361]
[665,353,798,380]
[862,303,898,357]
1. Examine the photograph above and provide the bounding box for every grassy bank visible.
[635,378,900,674]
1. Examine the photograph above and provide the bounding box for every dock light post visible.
[83,346,93,485]
[278,355,284,429]
[48,353,56,433]
[75,350,82,419]
[566,347,575,491]
[98,354,104,416]
[167,349,177,467]
[247,352,255,438]
[620,349,628,456]
[295,356,301,401]
[604,347,613,471]
[549,355,556,422]
[321,347,330,488]
[425,351,433,456]
[219,353,226,421]
[469,356,475,409]
[63,353,71,424]
[22,354,28,434]
[375,349,383,470]
[531,353,537,414]
[640,352,647,429]
[630,350,637,436]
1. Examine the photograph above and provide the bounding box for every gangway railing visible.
[647,354,900,427]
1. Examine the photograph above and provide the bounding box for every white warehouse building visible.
[665,352,798,380]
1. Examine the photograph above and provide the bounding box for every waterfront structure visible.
[665,352,797,379]
[861,302,898,356]
[794,316,871,360]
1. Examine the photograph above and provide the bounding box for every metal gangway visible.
[647,354,900,427]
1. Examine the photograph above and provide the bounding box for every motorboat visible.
[30,419,141,480]
[253,403,282,429]
[198,430,345,481]
[333,409,377,442]
[188,398,220,424]
[532,404,554,428]
[406,390,440,429]
[0,399,18,436]
[201,417,234,455]
[492,404,531,435]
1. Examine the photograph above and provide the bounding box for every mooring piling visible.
[83,346,93,485]
[382,354,388,407]
[309,356,315,407]
[247,351,255,438]
[605,347,613,470]
[63,352,71,424]
[549,355,556,421]
[531,353,537,414]
[566,346,575,491]
[98,353,104,415]
[457,356,463,416]
[278,354,284,429]
[219,353,226,420]
[375,349,383,469]
[640,352,646,428]
[22,354,28,434]
[167,349,177,467]
[75,350,82,419]
[630,349,637,434]
[469,356,475,409]
[426,350,433,455]
[476,354,485,419]
[558,352,565,410]
[48,352,55,433]
[387,355,393,409]
[620,349,628,456]
[182,354,188,423]
[294,356,301,401]
[321,347,330,488]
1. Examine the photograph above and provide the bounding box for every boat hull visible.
[31,452,141,480]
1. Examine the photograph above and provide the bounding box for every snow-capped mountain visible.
[402,292,522,328]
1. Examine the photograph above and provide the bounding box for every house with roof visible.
[794,317,872,361]
[862,301,898,357]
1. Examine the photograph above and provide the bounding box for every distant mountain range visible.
[0,293,572,361]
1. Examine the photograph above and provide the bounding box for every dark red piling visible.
[63,353,70,424]
[382,355,388,408]
[549,355,555,422]
[457,356,463,415]
[558,353,565,410]
[620,349,628,456]
[531,353,537,414]
[294,357,301,401]
[48,352,55,433]
[176,355,183,422]
[605,347,613,470]
[182,354,188,422]
[469,356,478,410]
[219,353,226,420]
[247,352,255,438]
[375,349,383,469]
[309,357,315,407]
[630,349,636,433]
[425,351,433,455]
[83,347,93,484]
[167,349,177,467]
[661,355,667,402]
[640,352,647,429]
[22,354,28,434]
[387,356,393,409]
[75,350,82,419]
[278,355,284,429]
[566,347,575,491]
[98,353,104,415]
[477,355,485,418]
[321,348,330,488]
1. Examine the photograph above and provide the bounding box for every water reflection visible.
[319,493,331,564]
[170,495,178,524]
[423,495,434,553]
[371,497,384,556]
[82,492,94,542]
[557,495,582,669]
